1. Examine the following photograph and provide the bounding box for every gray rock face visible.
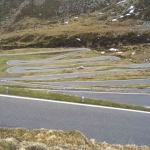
[59,0,107,13]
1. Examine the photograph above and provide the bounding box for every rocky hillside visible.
[0,0,150,50]
[0,0,150,25]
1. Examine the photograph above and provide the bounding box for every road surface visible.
[0,94,150,146]
[50,90,150,107]
[1,48,150,146]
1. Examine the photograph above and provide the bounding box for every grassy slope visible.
[1,16,149,50]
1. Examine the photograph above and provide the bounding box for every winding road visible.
[0,48,150,146]
[0,48,150,106]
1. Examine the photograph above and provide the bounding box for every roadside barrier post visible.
[82,96,84,103]
[6,87,9,94]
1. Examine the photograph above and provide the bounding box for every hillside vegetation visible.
[1,0,150,24]
[0,0,150,50]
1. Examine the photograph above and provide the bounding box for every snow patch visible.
[64,22,69,24]
[101,51,105,54]
[112,19,118,22]
[120,15,124,18]
[109,48,118,52]
[76,38,81,41]
[129,6,134,10]
[117,51,123,54]
[117,0,126,5]
[129,9,134,14]
[126,13,131,16]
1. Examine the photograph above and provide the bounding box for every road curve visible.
[6,62,150,74]
[7,55,120,65]
[6,49,150,74]
[1,48,90,56]
[6,48,90,65]
[0,95,150,146]
[2,69,147,80]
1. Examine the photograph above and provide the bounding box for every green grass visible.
[0,85,150,112]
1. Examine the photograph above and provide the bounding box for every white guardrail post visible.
[82,96,84,103]
[6,87,9,94]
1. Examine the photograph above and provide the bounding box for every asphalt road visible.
[0,95,150,146]
[1,69,146,80]
[37,79,150,87]
[7,55,119,65]
[1,48,90,56]
[4,47,149,75]
[1,78,150,86]
[1,77,150,107]
[5,47,121,74]
[50,90,150,107]
[6,63,150,74]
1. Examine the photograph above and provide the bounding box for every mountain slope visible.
[0,0,150,50]
[1,0,150,25]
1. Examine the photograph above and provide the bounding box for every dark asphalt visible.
[0,95,150,146]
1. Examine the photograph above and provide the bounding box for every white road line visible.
[6,67,13,73]
[0,94,150,114]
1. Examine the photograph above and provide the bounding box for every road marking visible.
[6,67,13,73]
[0,94,150,114]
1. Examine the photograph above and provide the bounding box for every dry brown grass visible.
[119,45,150,63]
[0,17,144,40]
[0,128,149,150]
[0,48,65,54]
[60,50,100,60]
